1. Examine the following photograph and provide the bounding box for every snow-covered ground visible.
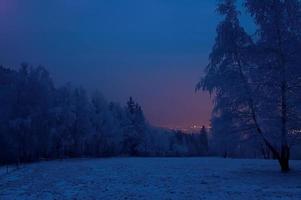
[0,158,300,200]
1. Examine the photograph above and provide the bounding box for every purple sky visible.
[0,0,222,128]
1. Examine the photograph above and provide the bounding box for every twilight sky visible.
[0,0,245,129]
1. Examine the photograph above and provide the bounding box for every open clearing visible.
[0,158,301,200]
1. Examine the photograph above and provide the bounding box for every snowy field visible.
[0,158,301,200]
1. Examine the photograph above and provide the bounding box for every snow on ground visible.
[0,158,300,200]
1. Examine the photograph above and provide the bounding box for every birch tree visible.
[197,0,301,172]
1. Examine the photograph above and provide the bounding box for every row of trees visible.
[198,0,301,172]
[0,64,209,165]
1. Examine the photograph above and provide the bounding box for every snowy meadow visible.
[1,158,301,200]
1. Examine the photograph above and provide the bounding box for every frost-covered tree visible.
[69,88,92,156]
[123,97,146,156]
[0,64,56,163]
[197,0,301,171]
[245,0,301,171]
[197,0,258,158]
[0,66,17,163]
[52,84,77,158]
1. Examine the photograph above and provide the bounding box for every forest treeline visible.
[0,64,208,165]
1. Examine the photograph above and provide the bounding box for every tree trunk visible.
[262,138,290,172]
[279,145,290,172]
